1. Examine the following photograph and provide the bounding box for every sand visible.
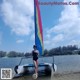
[0,72,80,80]
[53,72,80,80]
[12,72,80,80]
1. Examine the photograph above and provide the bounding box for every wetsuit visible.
[32,50,39,61]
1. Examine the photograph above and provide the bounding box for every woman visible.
[32,45,39,75]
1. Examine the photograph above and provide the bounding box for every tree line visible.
[43,45,80,56]
[0,45,80,58]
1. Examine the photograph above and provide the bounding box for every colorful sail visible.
[34,0,43,55]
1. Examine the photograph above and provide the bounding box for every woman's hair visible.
[33,45,37,48]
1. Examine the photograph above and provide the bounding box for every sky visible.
[0,0,80,52]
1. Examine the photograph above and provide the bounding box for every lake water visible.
[0,55,80,74]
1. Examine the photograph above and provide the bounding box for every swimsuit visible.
[32,50,38,61]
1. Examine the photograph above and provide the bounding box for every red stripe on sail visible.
[35,0,43,43]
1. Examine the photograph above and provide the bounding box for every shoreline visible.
[54,71,80,75]
[0,71,80,80]
[53,71,80,80]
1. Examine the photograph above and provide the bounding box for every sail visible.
[34,0,43,55]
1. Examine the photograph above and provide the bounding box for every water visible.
[0,55,80,73]
[54,55,80,73]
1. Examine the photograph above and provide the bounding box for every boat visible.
[14,57,57,78]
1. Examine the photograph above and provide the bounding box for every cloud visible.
[44,34,64,49]
[45,0,80,48]
[16,39,24,43]
[30,34,35,41]
[68,40,80,47]
[52,34,64,43]
[1,0,34,35]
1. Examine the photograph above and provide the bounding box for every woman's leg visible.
[35,60,38,74]
[33,60,38,74]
